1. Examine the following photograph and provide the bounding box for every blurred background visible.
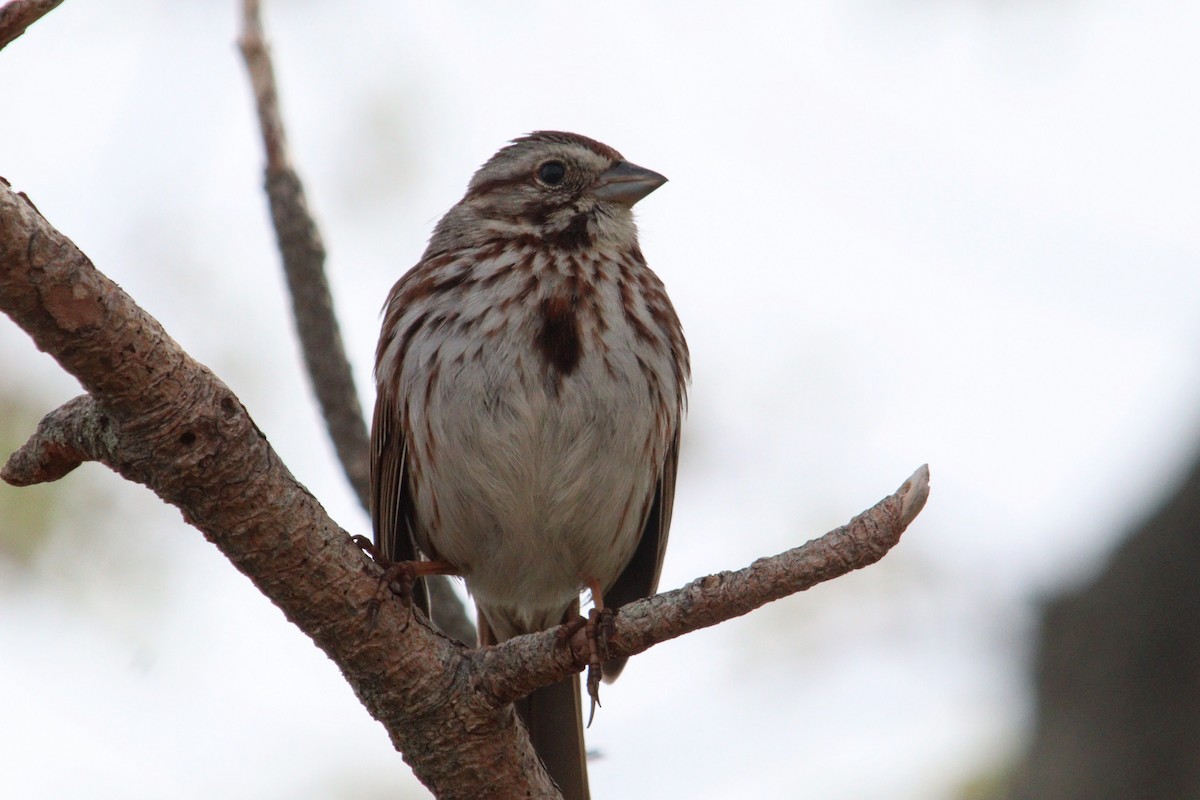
[2,1,1198,797]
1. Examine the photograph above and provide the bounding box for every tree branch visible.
[470,466,930,706]
[236,0,474,645]
[1,178,929,796]
[0,0,63,51]
[0,179,556,800]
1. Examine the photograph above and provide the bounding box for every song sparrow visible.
[370,131,689,800]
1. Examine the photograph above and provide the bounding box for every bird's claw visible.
[585,606,615,727]
[351,535,455,627]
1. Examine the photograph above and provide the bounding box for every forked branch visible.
[0,179,553,799]
[1,111,927,800]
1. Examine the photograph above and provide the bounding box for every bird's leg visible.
[551,582,613,724]
[583,577,615,726]
[351,535,457,623]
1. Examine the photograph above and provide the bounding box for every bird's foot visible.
[583,604,615,726]
[567,578,615,726]
[351,535,456,624]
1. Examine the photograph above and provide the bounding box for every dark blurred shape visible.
[1014,452,1200,798]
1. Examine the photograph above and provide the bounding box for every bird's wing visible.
[370,384,429,614]
[601,427,680,681]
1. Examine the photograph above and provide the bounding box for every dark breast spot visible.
[535,293,582,377]
[542,213,592,251]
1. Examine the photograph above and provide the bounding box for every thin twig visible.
[0,0,63,51]
[237,0,367,500]
[235,0,475,644]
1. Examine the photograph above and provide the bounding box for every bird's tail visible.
[515,675,590,800]
[479,605,590,800]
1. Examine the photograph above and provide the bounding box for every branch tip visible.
[479,466,932,707]
[898,463,930,527]
[1,397,102,486]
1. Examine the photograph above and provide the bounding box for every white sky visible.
[2,1,1198,798]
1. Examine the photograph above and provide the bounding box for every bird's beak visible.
[592,161,668,207]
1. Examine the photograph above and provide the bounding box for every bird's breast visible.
[395,267,675,625]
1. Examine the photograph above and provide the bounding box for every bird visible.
[370,131,689,800]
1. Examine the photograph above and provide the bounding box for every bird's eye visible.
[537,160,567,186]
